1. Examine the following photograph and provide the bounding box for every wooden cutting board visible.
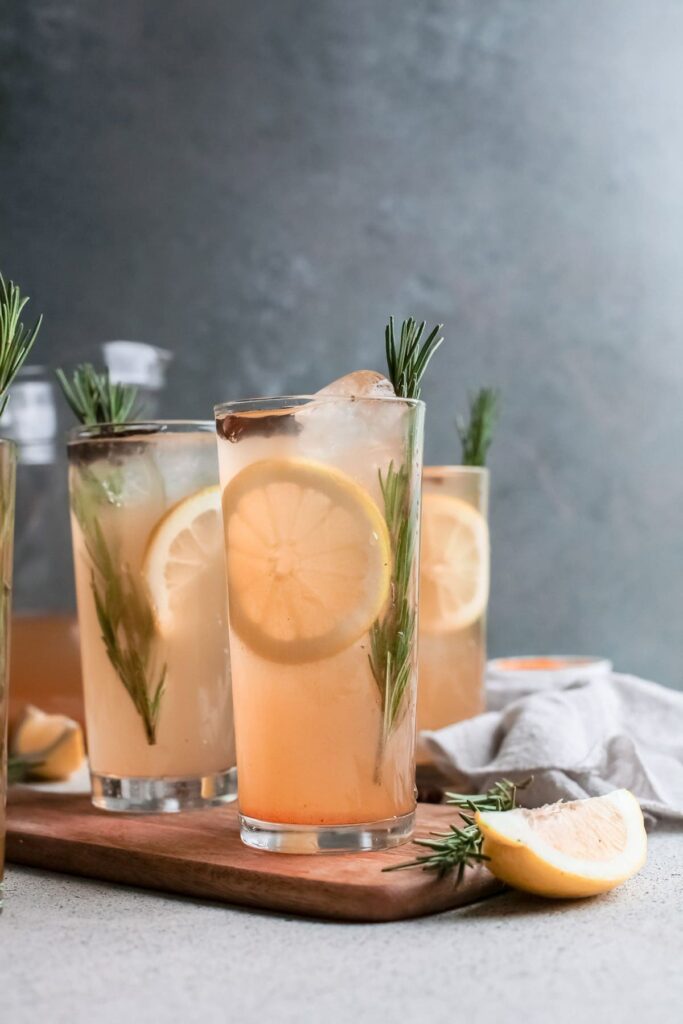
[6,788,502,922]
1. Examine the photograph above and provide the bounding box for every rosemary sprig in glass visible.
[0,272,43,417]
[57,364,165,744]
[369,317,443,776]
[55,363,140,426]
[457,387,500,467]
[385,778,531,882]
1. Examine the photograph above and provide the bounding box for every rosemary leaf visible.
[7,754,43,784]
[457,387,500,467]
[0,272,43,417]
[384,777,532,880]
[56,363,140,426]
[61,366,164,746]
[71,464,166,745]
[385,317,443,400]
[59,362,164,743]
[370,317,443,776]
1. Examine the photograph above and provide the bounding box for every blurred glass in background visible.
[1,342,172,725]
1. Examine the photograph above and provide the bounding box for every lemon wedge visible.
[11,705,85,781]
[221,458,391,663]
[419,492,490,634]
[143,485,225,632]
[476,789,647,898]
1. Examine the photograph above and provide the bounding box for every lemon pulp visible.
[221,458,392,664]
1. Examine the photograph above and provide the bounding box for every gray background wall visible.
[1,0,682,687]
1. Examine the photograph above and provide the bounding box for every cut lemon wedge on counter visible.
[221,458,391,663]
[143,485,224,632]
[419,492,490,633]
[476,789,647,898]
[11,705,85,781]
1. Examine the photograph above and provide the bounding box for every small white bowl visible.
[486,655,612,711]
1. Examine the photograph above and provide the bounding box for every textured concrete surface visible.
[1,826,682,1024]
[1,2,683,685]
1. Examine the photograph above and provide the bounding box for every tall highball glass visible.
[216,394,424,852]
[68,422,236,812]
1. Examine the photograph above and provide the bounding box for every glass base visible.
[240,809,415,854]
[90,767,237,813]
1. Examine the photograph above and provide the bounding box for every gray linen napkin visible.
[418,673,683,822]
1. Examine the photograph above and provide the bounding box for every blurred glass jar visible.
[1,344,171,726]
[102,341,172,418]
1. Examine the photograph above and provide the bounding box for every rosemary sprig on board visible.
[57,364,165,745]
[457,387,500,467]
[369,317,443,774]
[385,778,530,881]
[0,272,43,416]
[55,363,140,426]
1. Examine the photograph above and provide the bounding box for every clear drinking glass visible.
[215,394,424,852]
[417,466,490,738]
[0,439,17,907]
[68,422,236,812]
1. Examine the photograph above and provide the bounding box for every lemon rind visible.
[477,790,647,889]
[142,484,222,629]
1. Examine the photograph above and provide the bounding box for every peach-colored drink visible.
[0,439,16,906]
[216,390,424,852]
[417,467,490,739]
[68,423,235,812]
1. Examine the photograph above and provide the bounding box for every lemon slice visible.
[143,485,224,631]
[221,458,391,663]
[419,492,490,634]
[12,705,85,781]
[476,789,647,898]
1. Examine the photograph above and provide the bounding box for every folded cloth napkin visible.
[418,673,683,823]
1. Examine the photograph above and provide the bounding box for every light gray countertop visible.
[1,825,681,1024]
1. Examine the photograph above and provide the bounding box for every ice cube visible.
[315,371,396,399]
[70,437,167,509]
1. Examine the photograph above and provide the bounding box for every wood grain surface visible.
[6,788,502,922]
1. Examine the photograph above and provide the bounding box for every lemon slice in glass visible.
[221,458,392,664]
[477,789,647,898]
[143,485,224,632]
[419,492,490,634]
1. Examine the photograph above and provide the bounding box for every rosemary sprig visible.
[457,387,500,467]
[7,754,40,785]
[385,778,531,881]
[369,317,443,775]
[71,469,166,744]
[57,364,165,745]
[55,363,140,426]
[0,272,43,417]
[384,316,443,400]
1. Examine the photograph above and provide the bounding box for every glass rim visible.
[67,420,214,443]
[214,394,424,416]
[0,437,17,452]
[424,464,490,478]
